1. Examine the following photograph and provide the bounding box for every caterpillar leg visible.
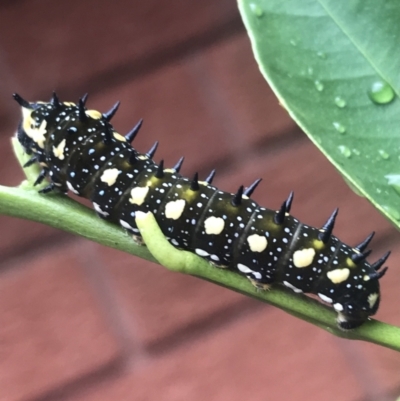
[132,234,145,246]
[209,261,229,269]
[248,278,271,291]
[336,313,365,330]
[38,182,56,193]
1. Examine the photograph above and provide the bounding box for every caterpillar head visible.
[13,93,50,152]
[330,251,389,330]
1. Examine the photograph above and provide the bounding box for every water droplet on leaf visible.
[368,80,395,104]
[378,149,389,159]
[314,80,324,91]
[385,174,400,196]
[334,97,346,108]
[332,122,346,134]
[338,145,351,158]
[317,51,326,59]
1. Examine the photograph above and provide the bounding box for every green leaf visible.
[238,0,400,227]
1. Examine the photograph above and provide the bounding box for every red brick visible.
[72,62,236,171]
[75,308,365,401]
[0,244,120,401]
[0,0,239,96]
[201,34,294,145]
[0,127,24,188]
[98,246,244,348]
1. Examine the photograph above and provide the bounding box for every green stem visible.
[2,139,400,351]
[136,211,400,351]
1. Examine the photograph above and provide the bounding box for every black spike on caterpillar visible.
[13,93,390,330]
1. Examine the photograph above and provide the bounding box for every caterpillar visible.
[13,92,390,330]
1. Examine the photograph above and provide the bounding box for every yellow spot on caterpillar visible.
[52,139,66,160]
[63,102,76,106]
[129,186,149,206]
[138,155,148,160]
[164,168,175,173]
[165,199,186,220]
[327,268,350,284]
[113,132,126,142]
[86,109,102,119]
[363,275,370,281]
[21,106,33,123]
[34,120,47,148]
[346,257,357,268]
[100,168,121,186]
[204,216,225,235]
[22,107,47,148]
[367,293,379,308]
[247,234,267,252]
[293,248,315,268]
[312,239,325,250]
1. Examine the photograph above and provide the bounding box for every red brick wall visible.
[0,1,399,400]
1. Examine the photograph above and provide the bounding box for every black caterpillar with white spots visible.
[14,92,390,330]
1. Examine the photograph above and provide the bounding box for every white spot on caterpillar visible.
[293,248,316,268]
[367,293,379,308]
[318,293,333,304]
[165,199,186,220]
[204,216,225,235]
[86,109,102,119]
[52,139,66,160]
[336,312,347,325]
[283,281,303,293]
[247,234,267,252]
[237,263,262,280]
[119,219,136,232]
[333,303,344,312]
[327,268,350,284]
[113,132,126,142]
[129,186,150,206]
[66,181,79,194]
[195,249,209,257]
[93,202,109,217]
[101,168,121,186]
